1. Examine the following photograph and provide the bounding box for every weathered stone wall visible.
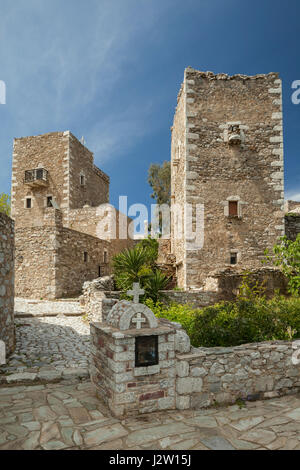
[170,83,187,287]
[176,340,300,410]
[67,132,109,210]
[55,227,112,298]
[203,267,288,300]
[171,69,285,288]
[15,225,57,300]
[0,214,15,355]
[15,208,113,300]
[285,214,300,241]
[285,200,300,214]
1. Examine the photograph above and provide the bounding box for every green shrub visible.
[148,295,300,348]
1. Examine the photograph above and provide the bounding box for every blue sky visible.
[0,0,300,211]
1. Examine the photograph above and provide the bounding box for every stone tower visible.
[11,131,134,299]
[170,69,284,289]
[11,131,109,228]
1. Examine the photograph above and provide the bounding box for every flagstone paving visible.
[0,381,299,450]
[0,317,90,384]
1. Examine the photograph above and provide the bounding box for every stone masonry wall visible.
[55,227,112,298]
[67,132,109,210]
[285,214,300,242]
[171,70,285,288]
[0,214,15,355]
[15,226,57,299]
[170,84,187,287]
[176,340,300,410]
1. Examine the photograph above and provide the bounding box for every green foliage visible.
[148,161,171,205]
[149,295,300,348]
[135,237,159,268]
[143,270,170,303]
[113,246,152,291]
[237,271,266,301]
[264,235,300,296]
[0,193,11,216]
[113,238,168,302]
[145,299,197,339]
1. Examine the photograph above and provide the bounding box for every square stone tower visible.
[11,131,109,228]
[171,69,284,289]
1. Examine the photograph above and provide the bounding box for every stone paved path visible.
[0,382,300,450]
[0,317,90,384]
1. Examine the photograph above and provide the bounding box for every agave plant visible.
[112,246,152,292]
[144,269,170,303]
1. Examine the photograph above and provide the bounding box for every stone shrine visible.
[90,283,179,417]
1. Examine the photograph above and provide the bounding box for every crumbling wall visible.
[285,214,300,242]
[0,214,15,356]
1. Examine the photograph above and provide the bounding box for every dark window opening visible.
[135,336,158,367]
[98,266,102,277]
[80,175,85,186]
[230,253,237,265]
[84,252,88,263]
[26,198,32,209]
[47,196,53,208]
[104,251,108,264]
[229,201,238,217]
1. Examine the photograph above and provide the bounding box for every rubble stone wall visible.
[176,340,300,410]
[285,214,300,242]
[0,214,15,355]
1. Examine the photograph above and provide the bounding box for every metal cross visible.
[127,282,145,304]
[132,312,146,330]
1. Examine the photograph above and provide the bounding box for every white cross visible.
[127,282,144,304]
[132,312,146,330]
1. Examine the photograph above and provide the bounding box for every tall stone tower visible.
[11,131,109,228]
[170,69,284,289]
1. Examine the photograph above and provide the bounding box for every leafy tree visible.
[0,193,11,217]
[148,161,171,205]
[264,235,300,296]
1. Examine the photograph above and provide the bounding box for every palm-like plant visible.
[113,246,152,291]
[144,270,169,303]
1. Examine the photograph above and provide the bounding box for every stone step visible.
[0,367,90,386]
[14,298,84,317]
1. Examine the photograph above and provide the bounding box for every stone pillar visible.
[0,213,15,357]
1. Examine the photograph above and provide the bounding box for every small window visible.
[47,196,53,208]
[80,175,85,186]
[84,252,88,263]
[103,251,108,264]
[230,253,237,265]
[26,198,32,209]
[98,266,102,277]
[229,201,238,217]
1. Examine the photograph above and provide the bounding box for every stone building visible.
[170,69,285,289]
[0,213,15,356]
[11,131,134,299]
[285,200,300,242]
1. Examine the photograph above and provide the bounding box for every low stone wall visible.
[161,290,221,308]
[0,214,15,356]
[176,340,300,410]
[204,267,288,301]
[285,214,300,242]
